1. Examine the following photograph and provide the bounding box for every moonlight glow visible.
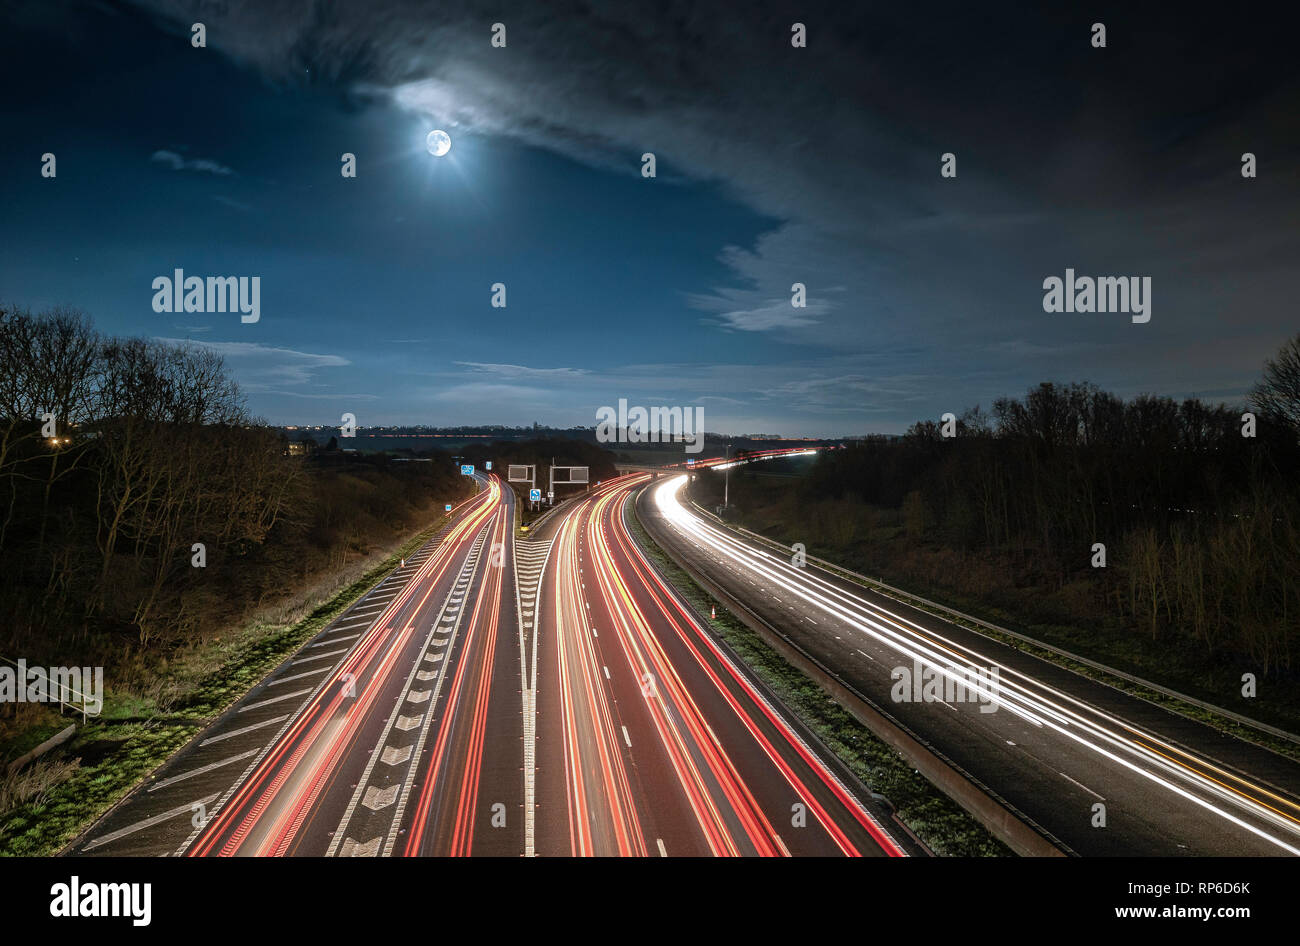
[426,129,451,156]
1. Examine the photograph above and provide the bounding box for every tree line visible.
[0,305,469,674]
[757,337,1300,673]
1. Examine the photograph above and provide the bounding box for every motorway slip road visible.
[69,474,525,857]
[641,473,1300,857]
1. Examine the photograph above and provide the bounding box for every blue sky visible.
[2,1,1298,435]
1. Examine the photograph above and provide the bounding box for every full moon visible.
[426,129,451,157]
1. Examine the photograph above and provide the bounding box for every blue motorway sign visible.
[460,464,474,475]
[445,504,452,512]
[529,488,542,502]
[485,460,493,471]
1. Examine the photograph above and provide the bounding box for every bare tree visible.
[1250,333,1300,438]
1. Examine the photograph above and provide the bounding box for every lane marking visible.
[311,633,360,647]
[147,749,260,792]
[199,715,290,747]
[267,667,330,687]
[238,688,312,712]
[1059,771,1106,801]
[292,648,349,665]
[82,794,220,852]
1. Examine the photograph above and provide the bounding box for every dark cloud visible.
[81,3,1300,427]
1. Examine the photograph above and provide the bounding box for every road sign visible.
[530,488,541,502]
[508,464,534,484]
[547,491,554,500]
[686,458,695,466]
[460,464,474,475]
[445,503,452,512]
[485,461,492,471]
[551,465,588,484]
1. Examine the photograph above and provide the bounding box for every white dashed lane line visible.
[1059,771,1106,801]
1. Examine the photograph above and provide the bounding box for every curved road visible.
[530,474,911,857]
[642,473,1300,857]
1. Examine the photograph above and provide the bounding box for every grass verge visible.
[0,512,452,857]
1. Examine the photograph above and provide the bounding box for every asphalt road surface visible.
[70,474,524,857]
[641,473,1300,857]
[529,475,912,856]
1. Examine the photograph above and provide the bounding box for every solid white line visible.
[200,715,290,746]
[267,668,330,686]
[82,794,220,852]
[311,632,360,647]
[292,647,349,665]
[329,619,371,632]
[238,688,312,712]
[147,749,260,792]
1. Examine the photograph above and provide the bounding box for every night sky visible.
[2,1,1297,435]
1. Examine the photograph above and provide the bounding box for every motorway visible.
[71,469,909,857]
[70,474,525,857]
[72,461,1292,858]
[528,475,911,856]
[641,473,1300,857]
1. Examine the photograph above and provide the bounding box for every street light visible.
[723,441,732,510]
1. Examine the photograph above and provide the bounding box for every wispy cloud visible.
[702,298,827,332]
[151,149,235,176]
[455,362,591,382]
[153,338,349,390]
[211,194,253,212]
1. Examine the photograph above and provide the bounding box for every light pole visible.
[723,441,732,510]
